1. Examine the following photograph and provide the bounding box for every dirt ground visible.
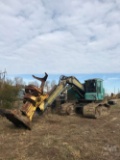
[0,101,120,160]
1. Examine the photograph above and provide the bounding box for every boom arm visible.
[44,76,85,109]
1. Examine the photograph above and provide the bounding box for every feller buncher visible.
[0,73,110,130]
[45,75,110,117]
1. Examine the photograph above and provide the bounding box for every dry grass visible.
[0,102,120,160]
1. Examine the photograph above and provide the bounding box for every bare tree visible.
[14,77,25,87]
[51,80,56,89]
[0,69,7,88]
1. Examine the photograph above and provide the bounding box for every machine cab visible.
[84,79,105,101]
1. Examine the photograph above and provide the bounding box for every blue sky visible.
[0,0,120,94]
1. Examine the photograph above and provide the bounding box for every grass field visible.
[0,101,120,160]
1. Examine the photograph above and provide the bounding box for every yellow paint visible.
[21,93,49,121]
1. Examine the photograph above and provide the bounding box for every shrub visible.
[0,81,22,109]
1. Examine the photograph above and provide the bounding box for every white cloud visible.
[0,0,120,74]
